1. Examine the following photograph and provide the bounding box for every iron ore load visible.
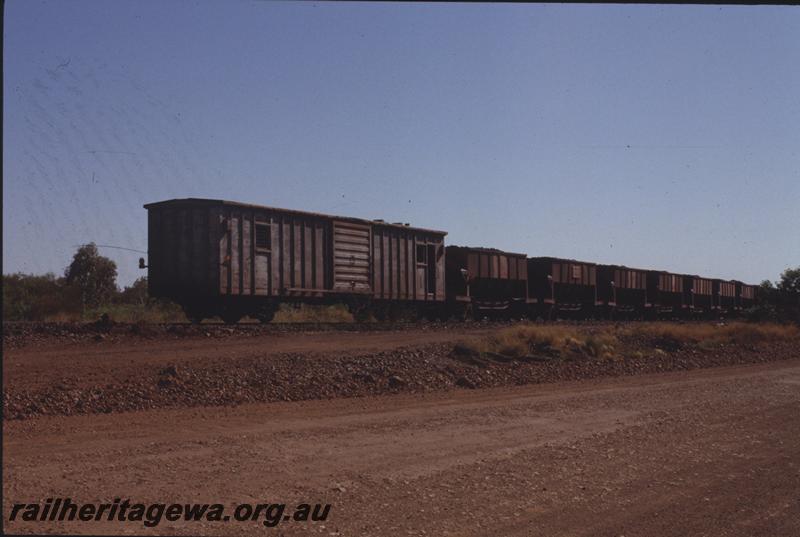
[143,198,759,323]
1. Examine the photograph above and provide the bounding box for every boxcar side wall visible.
[219,206,332,297]
[223,211,446,302]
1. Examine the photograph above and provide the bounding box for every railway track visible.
[2,318,515,338]
[2,317,722,332]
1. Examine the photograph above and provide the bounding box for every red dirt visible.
[3,325,799,535]
[4,359,800,535]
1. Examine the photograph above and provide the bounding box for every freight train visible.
[142,198,758,323]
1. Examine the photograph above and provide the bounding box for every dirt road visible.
[4,358,800,536]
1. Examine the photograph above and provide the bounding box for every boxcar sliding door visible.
[332,221,372,294]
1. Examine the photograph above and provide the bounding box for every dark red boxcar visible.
[144,199,446,322]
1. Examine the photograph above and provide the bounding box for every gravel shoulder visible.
[2,325,493,391]
[3,323,798,419]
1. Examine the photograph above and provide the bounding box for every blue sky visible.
[4,1,799,287]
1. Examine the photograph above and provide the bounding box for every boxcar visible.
[527,257,598,316]
[713,279,737,313]
[683,275,714,313]
[736,281,757,310]
[646,271,685,313]
[445,246,530,318]
[596,264,649,313]
[144,198,446,323]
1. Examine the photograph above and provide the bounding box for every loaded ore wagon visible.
[596,264,649,315]
[736,281,757,310]
[646,271,684,314]
[713,279,737,313]
[527,257,598,317]
[683,275,714,313]
[144,198,446,323]
[445,246,530,318]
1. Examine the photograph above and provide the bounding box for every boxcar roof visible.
[144,198,447,235]
[446,245,528,258]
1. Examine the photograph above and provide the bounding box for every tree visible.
[119,276,149,306]
[64,243,118,311]
[2,272,72,321]
[777,267,800,294]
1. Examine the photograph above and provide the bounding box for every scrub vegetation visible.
[459,322,800,361]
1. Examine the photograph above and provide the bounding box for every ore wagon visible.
[646,271,685,314]
[143,199,446,323]
[736,281,758,310]
[713,279,737,313]
[683,275,714,313]
[596,264,649,315]
[445,246,530,318]
[527,257,598,317]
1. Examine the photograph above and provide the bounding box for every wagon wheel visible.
[446,303,468,322]
[423,305,444,322]
[219,308,243,325]
[346,297,372,322]
[462,303,475,321]
[509,301,526,321]
[253,306,276,324]
[182,305,206,324]
[385,303,404,322]
[372,303,389,322]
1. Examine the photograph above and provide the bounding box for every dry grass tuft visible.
[459,324,618,360]
[619,322,800,348]
[44,302,186,323]
[458,321,799,361]
[272,303,354,323]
